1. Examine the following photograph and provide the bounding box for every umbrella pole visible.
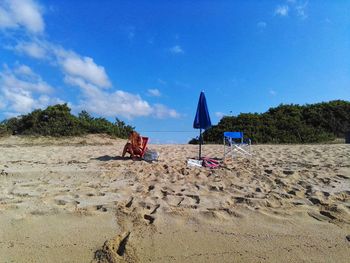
[199,128,202,159]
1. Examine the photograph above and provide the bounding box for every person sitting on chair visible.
[122,131,143,159]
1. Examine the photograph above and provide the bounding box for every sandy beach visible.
[0,135,349,262]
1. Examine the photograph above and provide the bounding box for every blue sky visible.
[0,0,349,143]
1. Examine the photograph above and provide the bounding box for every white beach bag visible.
[187,159,203,167]
[143,149,159,162]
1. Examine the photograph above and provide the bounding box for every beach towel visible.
[202,157,220,168]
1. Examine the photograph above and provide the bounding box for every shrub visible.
[1,104,134,138]
[194,100,349,144]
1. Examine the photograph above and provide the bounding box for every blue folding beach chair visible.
[223,131,252,159]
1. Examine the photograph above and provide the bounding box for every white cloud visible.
[0,64,62,115]
[148,38,154,45]
[64,77,179,119]
[147,88,161,97]
[14,64,35,76]
[0,1,180,121]
[157,78,167,85]
[2,89,35,113]
[256,21,267,32]
[296,2,308,19]
[58,53,111,88]
[152,104,180,119]
[14,41,47,59]
[0,96,6,109]
[269,89,277,96]
[10,40,112,89]
[0,0,44,34]
[257,21,267,29]
[128,30,135,40]
[274,1,308,20]
[120,25,135,40]
[174,81,191,89]
[169,45,184,54]
[275,5,289,16]
[56,47,179,119]
[0,6,15,29]
[75,86,153,119]
[215,112,225,119]
[2,64,53,93]
[63,75,95,91]
[11,39,179,120]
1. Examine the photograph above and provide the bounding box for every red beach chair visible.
[140,137,149,158]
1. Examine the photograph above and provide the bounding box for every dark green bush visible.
[1,104,134,138]
[195,100,350,144]
[0,122,10,136]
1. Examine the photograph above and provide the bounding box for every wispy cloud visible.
[269,89,277,96]
[296,1,308,19]
[152,104,180,119]
[274,1,308,20]
[148,37,154,45]
[0,98,5,110]
[215,112,225,119]
[12,40,48,59]
[74,86,154,119]
[257,21,267,31]
[120,25,135,40]
[169,45,184,54]
[11,40,112,89]
[14,64,35,76]
[147,88,161,97]
[0,0,180,120]
[67,80,178,119]
[275,5,289,17]
[0,64,62,115]
[57,50,111,88]
[0,0,45,34]
[157,78,167,85]
[2,64,53,94]
[174,81,191,89]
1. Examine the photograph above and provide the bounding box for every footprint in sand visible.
[283,170,294,175]
[56,199,67,205]
[319,210,337,220]
[307,210,337,222]
[308,197,322,205]
[125,197,134,208]
[96,205,108,212]
[143,214,155,224]
[186,194,200,204]
[150,204,160,214]
[177,197,185,206]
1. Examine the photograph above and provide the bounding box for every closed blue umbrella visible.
[193,91,212,159]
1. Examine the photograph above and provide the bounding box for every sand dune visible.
[0,135,349,262]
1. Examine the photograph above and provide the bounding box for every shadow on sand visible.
[92,155,143,162]
[92,155,127,161]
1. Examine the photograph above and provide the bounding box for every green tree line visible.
[190,100,350,144]
[0,104,134,138]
